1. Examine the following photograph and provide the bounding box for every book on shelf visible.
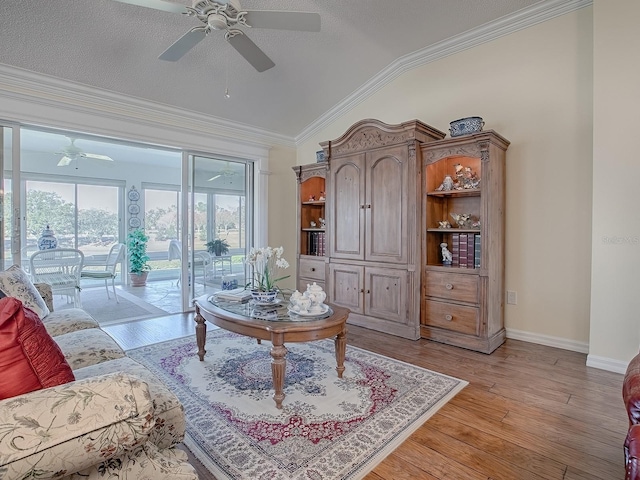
[451,233,460,267]
[213,287,252,303]
[307,231,325,256]
[467,234,475,268]
[459,233,468,268]
[474,234,481,268]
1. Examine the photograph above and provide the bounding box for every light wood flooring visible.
[104,316,628,480]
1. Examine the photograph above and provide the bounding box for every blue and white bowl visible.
[449,117,484,137]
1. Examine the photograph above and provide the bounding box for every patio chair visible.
[30,248,84,308]
[168,240,211,290]
[81,243,126,302]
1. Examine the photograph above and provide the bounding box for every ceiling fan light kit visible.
[114,0,320,72]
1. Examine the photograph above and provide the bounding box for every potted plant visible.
[244,246,290,303]
[127,228,151,286]
[205,237,230,257]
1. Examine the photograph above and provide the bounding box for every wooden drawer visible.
[423,299,479,336]
[424,271,479,304]
[299,258,325,281]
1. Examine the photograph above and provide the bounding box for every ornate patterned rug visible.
[128,331,467,480]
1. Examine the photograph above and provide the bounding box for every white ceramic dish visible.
[287,304,329,317]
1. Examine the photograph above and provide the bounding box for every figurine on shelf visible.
[319,191,326,201]
[453,164,480,190]
[319,217,326,228]
[438,220,452,229]
[450,212,472,228]
[310,220,317,228]
[308,195,316,202]
[440,242,453,266]
[435,174,455,191]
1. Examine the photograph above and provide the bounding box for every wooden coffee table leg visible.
[335,325,347,378]
[194,305,207,361]
[270,333,287,409]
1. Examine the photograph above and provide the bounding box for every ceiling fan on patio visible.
[112,0,321,72]
[55,137,114,167]
[207,161,236,182]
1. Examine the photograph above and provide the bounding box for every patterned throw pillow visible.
[0,297,74,399]
[0,265,50,319]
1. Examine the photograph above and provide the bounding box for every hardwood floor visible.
[104,317,628,480]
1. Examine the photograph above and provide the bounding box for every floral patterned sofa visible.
[0,283,198,480]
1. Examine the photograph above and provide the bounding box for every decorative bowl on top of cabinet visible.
[421,130,509,353]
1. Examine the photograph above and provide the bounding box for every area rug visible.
[55,287,168,325]
[127,331,467,480]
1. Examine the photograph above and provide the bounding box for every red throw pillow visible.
[0,297,74,399]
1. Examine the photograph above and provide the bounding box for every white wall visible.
[298,8,595,354]
[589,0,640,370]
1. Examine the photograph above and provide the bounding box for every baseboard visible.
[506,328,589,354]
[506,328,631,373]
[585,355,628,375]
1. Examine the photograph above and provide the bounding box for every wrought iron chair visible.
[30,248,84,308]
[81,243,126,302]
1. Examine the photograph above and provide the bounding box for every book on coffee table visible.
[214,288,252,303]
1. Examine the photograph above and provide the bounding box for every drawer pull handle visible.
[445,283,454,290]
[310,267,315,272]
[444,314,453,321]
[360,289,364,293]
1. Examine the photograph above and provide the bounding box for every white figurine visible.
[440,242,453,265]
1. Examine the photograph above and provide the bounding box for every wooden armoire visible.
[318,119,446,339]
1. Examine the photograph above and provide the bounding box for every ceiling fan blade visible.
[208,174,222,181]
[243,11,321,32]
[82,153,114,161]
[111,0,188,14]
[159,28,207,61]
[57,156,73,167]
[227,32,275,72]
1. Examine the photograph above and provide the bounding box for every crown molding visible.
[0,64,296,150]
[296,0,593,145]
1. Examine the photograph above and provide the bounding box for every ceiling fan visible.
[55,137,114,167]
[113,0,321,72]
[207,161,236,181]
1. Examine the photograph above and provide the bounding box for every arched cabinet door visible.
[329,154,365,260]
[366,145,408,264]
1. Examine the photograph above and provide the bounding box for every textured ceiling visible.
[0,0,544,139]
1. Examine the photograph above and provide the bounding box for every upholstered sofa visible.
[624,352,640,480]
[0,278,198,479]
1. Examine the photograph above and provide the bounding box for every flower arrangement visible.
[245,246,290,292]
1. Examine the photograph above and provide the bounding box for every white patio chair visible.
[81,243,126,302]
[167,240,211,290]
[30,248,84,308]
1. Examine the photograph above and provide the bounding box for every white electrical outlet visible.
[507,290,517,305]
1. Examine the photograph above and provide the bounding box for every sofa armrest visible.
[34,282,54,313]
[627,424,640,479]
[0,372,155,479]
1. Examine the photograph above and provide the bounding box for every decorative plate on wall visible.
[128,204,140,215]
[128,188,140,202]
[128,217,141,228]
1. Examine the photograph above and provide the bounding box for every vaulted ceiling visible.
[1,0,557,141]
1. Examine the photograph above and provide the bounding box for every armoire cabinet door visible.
[329,154,365,260]
[364,266,407,325]
[328,263,364,314]
[365,145,408,263]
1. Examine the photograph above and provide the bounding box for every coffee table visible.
[193,295,350,409]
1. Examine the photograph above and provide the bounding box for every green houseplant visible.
[205,237,230,257]
[127,228,151,286]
